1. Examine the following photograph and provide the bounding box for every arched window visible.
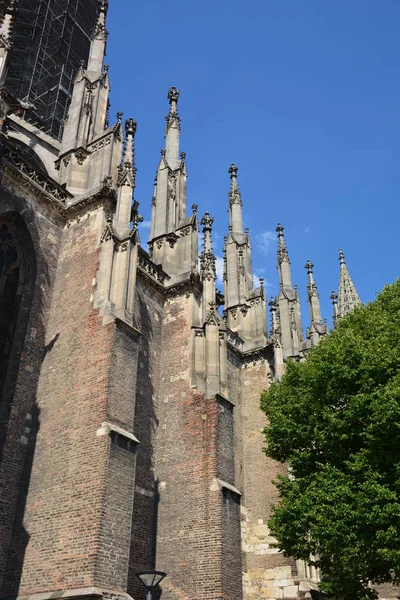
[0,220,25,382]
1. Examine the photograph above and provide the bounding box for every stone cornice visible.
[0,140,119,221]
[0,143,72,213]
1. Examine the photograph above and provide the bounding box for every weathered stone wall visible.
[240,360,300,600]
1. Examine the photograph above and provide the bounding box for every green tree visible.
[261,280,400,600]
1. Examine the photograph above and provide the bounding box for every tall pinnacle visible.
[305,259,322,327]
[276,223,292,288]
[228,163,243,234]
[200,212,217,318]
[337,249,361,320]
[118,118,137,186]
[165,86,181,163]
[115,118,139,229]
[87,0,109,72]
[330,290,339,326]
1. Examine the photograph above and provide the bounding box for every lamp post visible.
[136,570,167,600]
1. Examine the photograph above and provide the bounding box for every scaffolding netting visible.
[5,0,99,139]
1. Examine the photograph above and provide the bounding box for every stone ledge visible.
[18,587,103,600]
[17,587,135,600]
[96,421,140,444]
[216,392,235,407]
[210,477,242,496]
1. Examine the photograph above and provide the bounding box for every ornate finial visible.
[116,111,123,125]
[165,87,181,132]
[330,290,338,304]
[269,297,277,311]
[91,0,108,40]
[79,59,86,72]
[125,117,137,137]
[229,163,238,178]
[200,213,216,281]
[180,151,186,161]
[276,223,290,265]
[103,64,109,73]
[168,86,180,105]
[305,260,314,274]
[245,227,249,235]
[228,163,242,208]
[200,212,214,231]
[339,249,346,264]
[160,148,166,157]
[192,204,198,215]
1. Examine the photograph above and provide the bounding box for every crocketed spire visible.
[276,223,291,289]
[337,249,361,320]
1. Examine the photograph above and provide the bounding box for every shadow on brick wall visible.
[128,289,162,599]
[0,206,56,599]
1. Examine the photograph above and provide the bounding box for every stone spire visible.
[305,260,327,346]
[337,249,361,320]
[114,118,139,231]
[275,224,303,358]
[228,163,243,234]
[165,86,181,167]
[305,260,322,325]
[276,223,292,289]
[58,0,117,195]
[150,87,187,241]
[223,165,266,350]
[224,165,252,308]
[148,87,196,285]
[88,0,108,72]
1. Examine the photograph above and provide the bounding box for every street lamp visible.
[136,570,167,600]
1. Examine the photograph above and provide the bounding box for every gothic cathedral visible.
[0,2,366,600]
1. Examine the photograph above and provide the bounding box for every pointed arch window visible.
[0,221,25,378]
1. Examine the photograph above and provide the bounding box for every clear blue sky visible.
[107,0,399,327]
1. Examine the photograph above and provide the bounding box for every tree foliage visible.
[261,280,400,600]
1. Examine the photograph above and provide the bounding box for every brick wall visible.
[128,277,164,600]
[0,187,63,597]
[153,293,242,600]
[1,203,141,597]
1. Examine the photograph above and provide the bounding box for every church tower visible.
[0,3,374,600]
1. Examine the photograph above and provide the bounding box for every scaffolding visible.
[5,0,99,139]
